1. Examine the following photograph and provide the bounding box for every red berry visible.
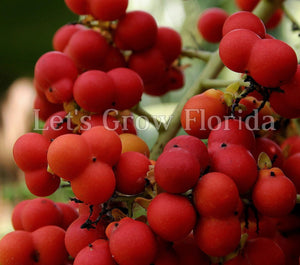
[73,70,116,113]
[193,172,240,218]
[244,237,285,265]
[194,215,241,257]
[197,8,229,43]
[219,28,260,73]
[52,24,86,52]
[108,68,144,110]
[81,125,122,166]
[222,11,266,38]
[34,51,78,103]
[114,11,158,51]
[115,151,151,195]
[109,218,157,265]
[32,225,68,265]
[64,0,90,15]
[89,0,128,21]
[147,193,197,242]
[21,198,62,232]
[181,89,228,139]
[247,38,298,88]
[154,26,182,64]
[209,143,258,194]
[252,167,297,217]
[164,135,210,173]
[66,29,110,70]
[70,161,116,205]
[47,133,90,180]
[74,239,116,265]
[0,231,34,265]
[208,119,256,154]
[154,148,201,194]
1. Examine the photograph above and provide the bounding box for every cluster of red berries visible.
[1,1,300,265]
[34,0,183,120]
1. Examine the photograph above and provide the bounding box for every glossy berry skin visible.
[181,89,228,139]
[115,151,151,195]
[235,0,283,30]
[247,38,298,88]
[81,125,122,166]
[209,143,258,194]
[219,28,261,73]
[80,113,123,134]
[13,133,50,172]
[283,153,300,193]
[66,29,110,70]
[108,218,157,265]
[13,133,61,196]
[70,161,116,205]
[89,0,128,21]
[252,167,297,217]
[154,27,182,64]
[42,111,74,141]
[154,148,201,194]
[163,135,210,173]
[114,11,158,51]
[99,46,126,71]
[197,8,229,43]
[73,70,116,113]
[253,137,284,168]
[194,216,241,257]
[281,135,300,158]
[56,202,79,230]
[20,198,62,232]
[273,64,300,111]
[0,230,34,265]
[25,168,61,197]
[52,24,86,52]
[193,172,240,218]
[64,0,90,15]
[34,51,78,104]
[147,193,197,242]
[47,134,90,181]
[208,119,256,154]
[32,225,68,265]
[33,94,63,121]
[107,67,144,110]
[11,200,30,230]
[222,11,266,38]
[244,237,285,265]
[173,236,210,265]
[128,48,167,84]
[74,239,116,265]
[65,216,106,258]
[269,91,300,119]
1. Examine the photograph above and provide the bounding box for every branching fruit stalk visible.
[149,0,285,161]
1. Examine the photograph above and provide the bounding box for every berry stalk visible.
[150,0,285,160]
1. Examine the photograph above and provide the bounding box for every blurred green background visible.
[0,0,77,95]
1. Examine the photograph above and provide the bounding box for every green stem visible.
[131,104,167,133]
[149,0,284,161]
[201,78,250,89]
[253,0,283,23]
[181,48,212,61]
[282,1,300,29]
[150,50,224,160]
[297,194,300,204]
